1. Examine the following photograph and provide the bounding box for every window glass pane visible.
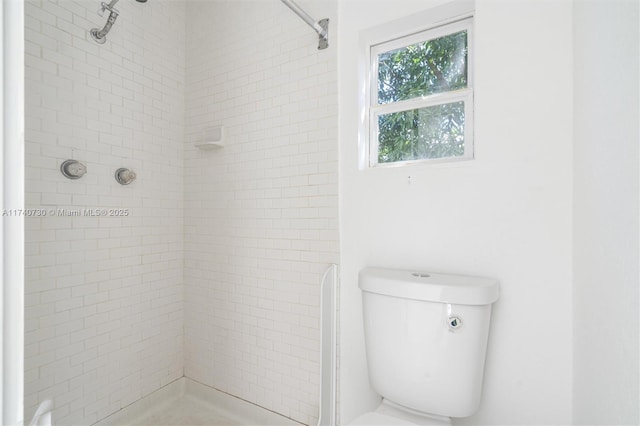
[377,101,465,163]
[377,30,467,104]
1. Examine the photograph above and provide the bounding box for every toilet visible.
[350,268,500,425]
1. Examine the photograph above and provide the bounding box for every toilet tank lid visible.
[359,267,500,305]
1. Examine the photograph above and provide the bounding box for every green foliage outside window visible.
[376,30,468,163]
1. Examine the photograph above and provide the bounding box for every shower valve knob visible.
[115,168,136,185]
[60,160,87,180]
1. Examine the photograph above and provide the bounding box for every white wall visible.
[24,0,185,423]
[338,1,574,424]
[2,0,25,424]
[573,0,639,424]
[183,1,338,425]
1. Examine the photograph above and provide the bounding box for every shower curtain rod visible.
[280,0,329,50]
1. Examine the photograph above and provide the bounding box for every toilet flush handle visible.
[448,316,463,330]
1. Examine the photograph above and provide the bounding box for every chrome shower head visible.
[91,0,147,44]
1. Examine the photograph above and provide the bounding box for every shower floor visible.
[95,378,302,426]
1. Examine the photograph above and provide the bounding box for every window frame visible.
[366,17,475,168]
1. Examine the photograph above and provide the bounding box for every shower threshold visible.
[94,378,302,426]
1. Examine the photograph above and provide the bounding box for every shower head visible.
[91,0,147,44]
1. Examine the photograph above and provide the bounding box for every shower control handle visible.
[115,168,136,185]
[60,160,87,180]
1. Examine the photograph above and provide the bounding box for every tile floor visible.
[95,379,301,426]
[128,395,242,426]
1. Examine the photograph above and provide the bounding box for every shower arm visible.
[92,5,119,40]
[90,0,146,44]
[280,0,329,50]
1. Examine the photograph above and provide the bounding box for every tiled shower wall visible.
[24,0,185,424]
[25,0,338,424]
[183,1,338,425]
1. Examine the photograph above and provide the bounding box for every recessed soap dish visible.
[195,126,224,149]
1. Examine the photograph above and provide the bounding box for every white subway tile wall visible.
[24,0,186,424]
[183,1,338,425]
[25,0,337,424]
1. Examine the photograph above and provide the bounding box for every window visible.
[367,18,473,167]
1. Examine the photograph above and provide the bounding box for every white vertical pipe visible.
[318,264,337,426]
[1,0,24,424]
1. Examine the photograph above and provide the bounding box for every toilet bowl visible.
[350,268,499,425]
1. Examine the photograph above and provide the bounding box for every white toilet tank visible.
[359,268,499,419]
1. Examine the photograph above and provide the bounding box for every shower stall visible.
[23,0,338,424]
